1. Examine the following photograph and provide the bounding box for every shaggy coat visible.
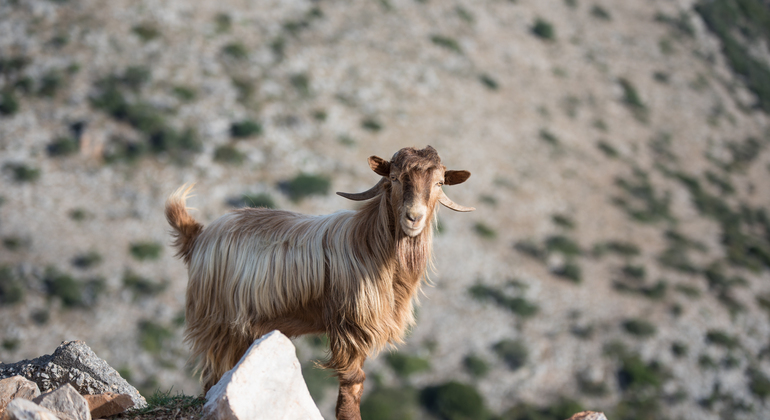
[165,146,472,420]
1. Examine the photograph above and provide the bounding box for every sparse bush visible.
[2,338,20,351]
[554,261,582,283]
[473,222,497,240]
[514,240,546,260]
[0,91,19,116]
[71,251,102,269]
[430,35,462,53]
[420,381,488,420]
[230,119,262,138]
[123,271,167,297]
[463,354,489,378]
[622,264,646,280]
[551,214,575,230]
[281,173,330,202]
[469,283,538,318]
[129,241,163,261]
[590,5,611,20]
[597,140,618,158]
[577,374,609,396]
[132,24,160,41]
[43,268,104,308]
[361,117,383,132]
[47,137,79,157]
[748,369,770,400]
[594,240,640,257]
[31,309,49,325]
[532,18,555,40]
[698,354,718,369]
[539,129,559,146]
[222,42,248,59]
[617,354,666,391]
[213,145,246,165]
[618,78,646,122]
[290,73,310,96]
[545,235,581,256]
[138,320,173,354]
[172,86,197,102]
[386,352,431,377]
[4,163,40,183]
[622,318,656,338]
[361,386,420,420]
[671,341,688,358]
[0,266,24,305]
[38,70,63,97]
[68,208,89,221]
[705,330,740,349]
[214,13,232,33]
[121,66,151,91]
[493,339,528,370]
[675,284,701,298]
[3,236,25,251]
[479,74,499,91]
[614,168,672,223]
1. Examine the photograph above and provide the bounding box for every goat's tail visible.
[165,184,204,264]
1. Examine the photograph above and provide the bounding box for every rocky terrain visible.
[1,0,770,419]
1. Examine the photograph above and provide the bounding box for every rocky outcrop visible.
[203,331,323,420]
[0,341,145,409]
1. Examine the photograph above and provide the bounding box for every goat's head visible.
[338,146,474,237]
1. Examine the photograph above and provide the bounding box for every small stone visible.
[565,411,607,420]
[32,384,90,420]
[83,393,133,419]
[1,398,60,420]
[0,376,41,414]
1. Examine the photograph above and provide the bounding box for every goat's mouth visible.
[400,218,425,237]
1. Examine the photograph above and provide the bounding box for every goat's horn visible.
[337,178,387,201]
[438,190,475,212]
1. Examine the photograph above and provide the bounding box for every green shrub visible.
[493,339,528,370]
[430,35,462,53]
[622,318,656,338]
[705,330,740,349]
[129,241,163,261]
[361,386,420,420]
[43,268,104,308]
[553,261,582,283]
[594,240,640,257]
[621,264,646,280]
[290,73,310,96]
[597,140,618,158]
[698,354,718,369]
[420,381,488,420]
[47,137,79,157]
[361,117,383,132]
[71,251,102,269]
[102,136,147,163]
[618,78,647,122]
[617,354,666,391]
[37,70,63,97]
[514,240,546,260]
[613,168,672,223]
[214,13,232,33]
[386,352,431,378]
[213,145,246,165]
[138,320,173,354]
[132,24,160,41]
[0,266,24,305]
[463,354,490,378]
[675,284,701,298]
[0,91,19,115]
[671,342,688,358]
[123,271,167,297]
[577,374,609,397]
[31,309,49,325]
[230,119,262,138]
[68,208,89,221]
[3,236,25,251]
[545,235,581,256]
[222,42,248,59]
[748,369,770,400]
[172,86,197,101]
[121,66,151,91]
[479,74,499,91]
[532,18,555,40]
[590,5,611,20]
[539,129,559,146]
[281,173,331,201]
[469,284,538,318]
[551,214,575,229]
[473,222,497,239]
[4,163,40,183]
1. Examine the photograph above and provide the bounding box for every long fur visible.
[165,147,457,420]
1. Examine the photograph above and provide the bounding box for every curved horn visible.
[336,178,387,201]
[438,190,475,212]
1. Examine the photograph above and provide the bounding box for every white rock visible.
[0,398,60,420]
[32,384,90,420]
[0,376,41,413]
[203,331,323,420]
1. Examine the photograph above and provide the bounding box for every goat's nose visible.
[406,212,423,223]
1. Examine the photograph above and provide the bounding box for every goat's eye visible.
[437,181,444,187]
[390,175,398,182]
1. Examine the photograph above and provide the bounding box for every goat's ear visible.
[445,170,471,185]
[368,156,391,177]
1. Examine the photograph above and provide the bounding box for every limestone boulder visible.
[32,384,89,420]
[0,376,41,413]
[82,393,133,418]
[0,341,145,409]
[0,398,59,420]
[203,330,323,420]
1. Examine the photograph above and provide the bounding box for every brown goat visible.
[165,146,473,420]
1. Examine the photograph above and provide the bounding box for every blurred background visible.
[1,0,770,419]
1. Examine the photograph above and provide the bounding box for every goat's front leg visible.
[335,365,366,420]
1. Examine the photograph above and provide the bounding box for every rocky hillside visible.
[1,0,770,419]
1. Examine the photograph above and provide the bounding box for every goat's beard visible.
[395,218,432,278]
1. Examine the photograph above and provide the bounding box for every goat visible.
[165,146,473,420]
